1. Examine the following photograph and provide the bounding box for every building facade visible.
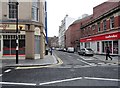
[48,36,59,48]
[65,15,91,51]
[0,0,46,59]
[58,15,75,49]
[80,1,120,55]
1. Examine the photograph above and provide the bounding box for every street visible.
[1,50,120,88]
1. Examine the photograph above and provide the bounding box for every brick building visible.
[65,0,120,55]
[80,1,120,55]
[65,15,92,51]
[48,36,59,48]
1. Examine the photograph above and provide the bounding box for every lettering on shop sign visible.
[87,38,92,41]
[0,24,9,30]
[105,35,117,39]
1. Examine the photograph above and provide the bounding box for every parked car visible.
[78,48,94,56]
[67,47,74,53]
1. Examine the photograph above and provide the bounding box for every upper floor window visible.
[92,24,95,30]
[8,0,18,19]
[32,0,39,21]
[103,19,107,31]
[97,22,101,32]
[110,16,114,29]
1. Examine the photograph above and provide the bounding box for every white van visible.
[67,47,74,53]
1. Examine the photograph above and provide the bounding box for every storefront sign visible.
[80,32,120,42]
[0,24,9,30]
[0,24,25,30]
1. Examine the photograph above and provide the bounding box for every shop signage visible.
[0,24,9,30]
[0,24,25,30]
[80,32,120,42]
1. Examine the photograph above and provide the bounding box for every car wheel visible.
[83,53,86,56]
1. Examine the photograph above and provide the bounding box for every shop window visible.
[3,40,10,55]
[97,42,99,52]
[113,41,118,54]
[85,42,90,48]
[102,41,112,53]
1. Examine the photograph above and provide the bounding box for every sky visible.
[46,0,107,37]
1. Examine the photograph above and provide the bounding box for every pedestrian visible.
[50,47,52,55]
[106,47,112,60]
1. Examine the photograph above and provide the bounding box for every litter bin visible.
[45,50,48,55]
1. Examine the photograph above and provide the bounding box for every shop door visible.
[35,35,40,54]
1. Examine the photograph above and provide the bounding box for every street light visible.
[8,2,19,64]
[15,2,19,64]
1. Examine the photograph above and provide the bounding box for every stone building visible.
[0,0,47,59]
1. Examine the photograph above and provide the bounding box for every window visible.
[85,42,90,48]
[110,16,114,29]
[97,22,100,32]
[97,42,99,52]
[102,41,112,53]
[113,41,118,54]
[92,24,95,30]
[32,0,39,21]
[8,0,17,19]
[103,19,107,31]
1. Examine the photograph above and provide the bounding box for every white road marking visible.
[0,74,2,77]
[79,60,93,66]
[4,69,11,73]
[39,77,83,85]
[84,77,120,81]
[39,76,120,86]
[0,82,36,86]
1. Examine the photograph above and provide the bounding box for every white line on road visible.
[75,54,94,66]
[84,77,120,81]
[4,69,11,73]
[0,82,36,86]
[39,77,82,86]
[39,76,120,86]
[79,60,93,66]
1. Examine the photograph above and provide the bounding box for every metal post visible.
[16,2,19,64]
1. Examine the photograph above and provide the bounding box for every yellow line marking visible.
[15,57,63,70]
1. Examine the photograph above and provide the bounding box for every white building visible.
[58,15,75,49]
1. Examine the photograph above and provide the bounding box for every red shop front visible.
[80,32,120,55]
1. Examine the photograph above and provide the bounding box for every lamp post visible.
[8,1,19,64]
[16,2,19,64]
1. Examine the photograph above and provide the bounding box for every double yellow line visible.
[15,56,63,70]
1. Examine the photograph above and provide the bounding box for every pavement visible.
[93,54,120,64]
[0,52,120,68]
[1,52,58,67]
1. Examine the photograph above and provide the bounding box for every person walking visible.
[50,47,52,55]
[106,47,112,60]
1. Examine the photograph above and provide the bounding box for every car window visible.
[81,49,85,51]
[87,48,93,51]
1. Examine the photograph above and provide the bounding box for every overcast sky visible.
[46,0,107,37]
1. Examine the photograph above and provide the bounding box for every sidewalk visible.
[93,54,120,64]
[1,53,58,67]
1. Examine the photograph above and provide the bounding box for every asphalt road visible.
[1,50,120,88]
